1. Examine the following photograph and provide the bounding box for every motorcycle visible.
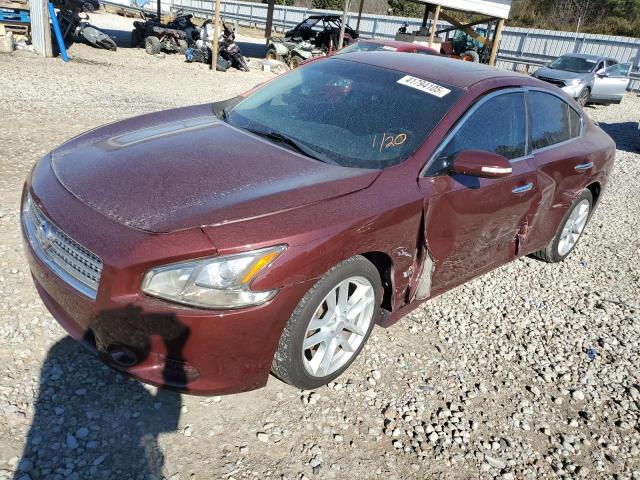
[56,7,117,51]
[185,21,249,72]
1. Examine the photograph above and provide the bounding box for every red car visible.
[336,38,439,55]
[21,53,614,395]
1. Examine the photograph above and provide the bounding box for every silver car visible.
[533,53,632,107]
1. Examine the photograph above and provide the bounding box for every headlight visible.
[142,245,286,309]
[565,78,583,86]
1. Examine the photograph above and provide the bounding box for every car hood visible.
[50,104,379,233]
[534,67,592,81]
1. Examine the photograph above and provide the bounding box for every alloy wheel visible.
[302,276,375,378]
[558,199,590,256]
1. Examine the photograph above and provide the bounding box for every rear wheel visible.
[461,50,479,62]
[145,36,161,55]
[272,256,381,390]
[532,189,593,263]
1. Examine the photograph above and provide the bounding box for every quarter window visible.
[528,91,580,150]
[427,92,527,174]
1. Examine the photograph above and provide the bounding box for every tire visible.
[577,88,590,107]
[99,37,117,51]
[178,39,188,54]
[145,36,161,55]
[289,54,304,69]
[461,50,479,62]
[272,256,381,390]
[266,47,282,61]
[236,55,249,72]
[532,189,593,263]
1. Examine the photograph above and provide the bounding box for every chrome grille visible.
[23,195,103,299]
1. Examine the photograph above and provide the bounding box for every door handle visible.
[512,183,533,194]
[574,162,593,171]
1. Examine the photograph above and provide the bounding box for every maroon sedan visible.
[21,53,614,394]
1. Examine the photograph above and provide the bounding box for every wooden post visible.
[428,4,440,48]
[265,0,275,43]
[211,0,221,70]
[355,0,364,34]
[337,0,350,49]
[156,0,161,24]
[488,18,504,66]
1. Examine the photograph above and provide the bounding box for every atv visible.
[131,10,198,55]
[266,14,357,68]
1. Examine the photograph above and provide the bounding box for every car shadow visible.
[13,306,188,479]
[597,121,639,153]
[96,27,135,48]
[237,40,266,59]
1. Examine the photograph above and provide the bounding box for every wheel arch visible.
[585,181,601,206]
[360,251,394,312]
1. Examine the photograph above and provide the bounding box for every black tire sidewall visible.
[275,257,381,390]
[548,189,593,262]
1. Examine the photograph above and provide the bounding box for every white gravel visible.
[1,25,639,479]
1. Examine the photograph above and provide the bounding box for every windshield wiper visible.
[245,128,334,164]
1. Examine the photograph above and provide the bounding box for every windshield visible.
[226,57,461,169]
[338,41,397,53]
[548,56,598,73]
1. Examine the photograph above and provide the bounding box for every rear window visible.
[226,57,462,169]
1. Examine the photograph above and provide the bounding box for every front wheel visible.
[532,189,593,263]
[577,88,590,107]
[289,53,304,69]
[272,256,381,390]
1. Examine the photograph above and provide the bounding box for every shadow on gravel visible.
[237,40,266,59]
[598,121,640,153]
[14,307,189,480]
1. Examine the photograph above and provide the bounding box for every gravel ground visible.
[1,24,639,479]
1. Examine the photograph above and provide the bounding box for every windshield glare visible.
[338,42,397,53]
[548,56,598,73]
[226,58,461,169]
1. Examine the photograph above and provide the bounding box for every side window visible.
[528,91,575,150]
[605,62,631,77]
[427,92,527,174]
[595,61,605,72]
[568,107,582,138]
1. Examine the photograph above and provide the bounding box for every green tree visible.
[312,0,345,10]
[386,0,423,17]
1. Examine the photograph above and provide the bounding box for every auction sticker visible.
[397,75,451,98]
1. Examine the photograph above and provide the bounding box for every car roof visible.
[358,39,435,51]
[560,52,604,61]
[307,15,341,20]
[333,51,529,89]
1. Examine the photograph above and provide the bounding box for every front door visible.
[591,63,631,104]
[418,90,542,293]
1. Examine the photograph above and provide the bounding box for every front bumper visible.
[26,246,310,395]
[561,83,586,99]
[21,159,312,395]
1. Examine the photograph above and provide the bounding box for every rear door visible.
[525,89,590,249]
[591,62,631,104]
[418,89,542,293]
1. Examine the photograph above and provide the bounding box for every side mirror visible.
[451,149,512,178]
[596,68,608,77]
